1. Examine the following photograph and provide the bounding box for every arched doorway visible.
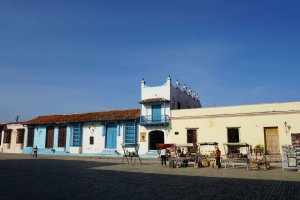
[149,130,164,150]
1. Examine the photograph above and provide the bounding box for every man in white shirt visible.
[160,147,167,167]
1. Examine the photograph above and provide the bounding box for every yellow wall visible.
[170,101,300,154]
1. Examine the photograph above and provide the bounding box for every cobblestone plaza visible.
[0,154,299,200]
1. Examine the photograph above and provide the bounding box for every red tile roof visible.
[139,98,170,104]
[24,109,141,125]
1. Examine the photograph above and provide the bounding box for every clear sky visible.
[0,0,299,122]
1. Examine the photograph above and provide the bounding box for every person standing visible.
[215,147,221,168]
[160,147,167,167]
[33,146,38,158]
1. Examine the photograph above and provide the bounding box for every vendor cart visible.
[121,143,142,165]
[174,143,199,167]
[198,142,219,168]
[223,143,251,170]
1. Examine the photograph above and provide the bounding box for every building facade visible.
[170,101,300,159]
[23,109,140,156]
[0,123,26,153]
[138,76,201,155]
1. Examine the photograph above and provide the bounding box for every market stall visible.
[121,143,142,165]
[249,145,270,170]
[223,143,250,170]
[198,142,219,168]
[173,143,199,168]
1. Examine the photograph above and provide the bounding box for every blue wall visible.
[34,126,46,148]
[23,125,72,155]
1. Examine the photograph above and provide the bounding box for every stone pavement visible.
[0,154,299,200]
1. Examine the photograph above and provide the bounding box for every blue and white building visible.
[138,76,201,155]
[23,109,140,156]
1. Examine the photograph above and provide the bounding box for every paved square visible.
[0,154,299,200]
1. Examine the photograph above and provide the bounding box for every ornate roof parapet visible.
[188,88,192,96]
[182,84,187,93]
[175,80,180,89]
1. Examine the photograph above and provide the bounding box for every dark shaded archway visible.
[149,130,164,150]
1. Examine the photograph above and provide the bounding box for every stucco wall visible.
[2,124,25,153]
[141,79,171,101]
[170,101,300,154]
[138,125,170,155]
[82,122,104,154]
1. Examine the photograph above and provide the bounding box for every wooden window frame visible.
[16,129,25,144]
[3,129,12,143]
[58,126,67,148]
[187,129,197,144]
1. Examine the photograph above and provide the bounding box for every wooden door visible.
[152,104,161,122]
[264,127,280,155]
[58,126,67,147]
[46,126,54,149]
[27,128,35,147]
[105,123,117,149]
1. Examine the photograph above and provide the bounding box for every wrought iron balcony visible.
[140,115,170,126]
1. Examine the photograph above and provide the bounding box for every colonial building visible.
[170,101,300,161]
[138,76,201,155]
[0,123,26,153]
[23,109,140,156]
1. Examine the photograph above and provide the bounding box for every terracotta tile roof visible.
[24,109,141,125]
[139,98,170,104]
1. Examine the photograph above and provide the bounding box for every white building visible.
[0,123,26,153]
[138,76,201,155]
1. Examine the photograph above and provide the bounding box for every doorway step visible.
[266,155,282,162]
[142,150,159,158]
[100,149,122,157]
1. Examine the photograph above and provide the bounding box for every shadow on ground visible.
[0,158,299,200]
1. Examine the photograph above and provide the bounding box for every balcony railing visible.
[140,115,170,126]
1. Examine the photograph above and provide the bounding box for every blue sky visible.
[0,0,299,122]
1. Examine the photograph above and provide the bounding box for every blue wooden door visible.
[105,123,117,149]
[152,104,161,122]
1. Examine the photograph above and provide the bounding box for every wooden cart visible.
[223,143,251,170]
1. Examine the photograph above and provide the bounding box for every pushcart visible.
[223,143,251,170]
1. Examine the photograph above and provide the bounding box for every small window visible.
[175,132,179,135]
[3,129,12,143]
[16,129,25,144]
[227,128,239,143]
[187,129,197,144]
[90,136,94,145]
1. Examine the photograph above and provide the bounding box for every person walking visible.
[215,147,221,168]
[33,146,38,158]
[160,147,167,167]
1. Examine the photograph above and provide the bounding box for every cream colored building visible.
[0,123,26,153]
[170,101,300,157]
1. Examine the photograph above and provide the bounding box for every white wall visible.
[82,122,103,154]
[1,124,26,154]
[138,125,171,154]
[141,79,171,101]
